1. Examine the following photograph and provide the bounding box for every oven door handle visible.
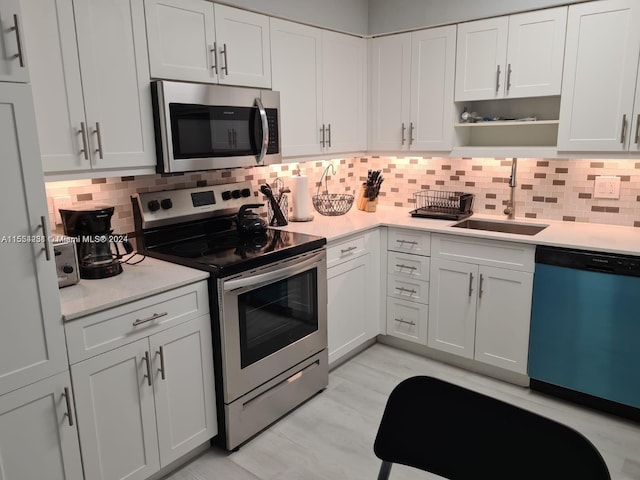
[223,251,324,292]
[255,96,269,165]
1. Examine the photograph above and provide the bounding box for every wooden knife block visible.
[357,183,378,212]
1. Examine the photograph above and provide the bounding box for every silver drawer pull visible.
[340,246,358,254]
[396,286,417,295]
[395,263,417,271]
[397,239,418,246]
[12,14,25,67]
[132,312,168,327]
[395,318,416,326]
[157,346,166,380]
[62,387,74,427]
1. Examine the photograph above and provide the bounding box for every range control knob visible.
[221,190,232,201]
[241,188,251,198]
[148,200,160,212]
[231,189,241,199]
[160,198,173,210]
[62,265,74,274]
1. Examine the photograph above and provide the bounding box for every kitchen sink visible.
[452,219,548,236]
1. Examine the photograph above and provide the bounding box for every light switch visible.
[593,176,621,199]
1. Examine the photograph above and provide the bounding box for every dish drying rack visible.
[410,190,475,220]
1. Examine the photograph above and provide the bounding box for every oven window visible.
[238,269,318,368]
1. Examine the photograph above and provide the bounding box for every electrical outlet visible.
[53,196,73,225]
[593,176,621,199]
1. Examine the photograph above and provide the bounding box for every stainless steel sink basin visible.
[452,219,548,236]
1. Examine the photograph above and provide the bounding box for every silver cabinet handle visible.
[635,114,640,145]
[409,122,414,145]
[78,122,89,160]
[157,346,166,380]
[320,124,326,148]
[143,351,152,386]
[221,43,228,74]
[395,318,416,326]
[63,387,74,427]
[506,63,512,92]
[401,123,406,145]
[132,311,168,327]
[255,97,269,164]
[620,115,628,144]
[210,42,218,74]
[40,216,51,261]
[94,122,104,159]
[479,273,484,299]
[340,246,357,255]
[495,65,501,93]
[396,239,418,246]
[327,123,331,148]
[395,286,417,295]
[468,272,473,297]
[395,264,417,271]
[11,14,25,67]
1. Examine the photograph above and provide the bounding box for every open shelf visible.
[455,119,559,128]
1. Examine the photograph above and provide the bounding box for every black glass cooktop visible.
[145,228,326,277]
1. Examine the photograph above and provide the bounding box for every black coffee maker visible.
[60,205,133,279]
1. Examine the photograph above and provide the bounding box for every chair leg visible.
[377,461,392,480]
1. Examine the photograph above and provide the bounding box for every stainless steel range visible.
[131,181,328,450]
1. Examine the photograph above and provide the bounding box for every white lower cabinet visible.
[327,231,380,365]
[428,234,534,374]
[0,371,83,480]
[385,228,431,345]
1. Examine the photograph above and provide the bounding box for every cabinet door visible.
[74,0,156,170]
[0,372,83,480]
[145,0,217,83]
[369,33,411,151]
[21,0,88,173]
[558,0,640,152]
[214,4,271,88]
[474,266,533,374]
[72,339,160,480]
[428,258,476,359]
[327,255,371,364]
[0,0,29,82]
[0,83,67,395]
[410,25,456,151]
[505,7,567,98]
[386,297,428,345]
[455,17,508,101]
[631,62,640,153]
[322,30,367,153]
[270,18,323,157]
[151,317,217,466]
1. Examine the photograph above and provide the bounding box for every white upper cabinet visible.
[22,0,156,175]
[0,83,68,395]
[0,0,29,82]
[271,19,366,157]
[558,0,640,152]
[370,25,455,152]
[145,0,271,88]
[455,7,567,101]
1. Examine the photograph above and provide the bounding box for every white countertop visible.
[59,256,209,321]
[278,205,640,256]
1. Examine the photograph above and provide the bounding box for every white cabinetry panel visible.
[0,0,29,82]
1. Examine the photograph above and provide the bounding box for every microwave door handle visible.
[254,97,269,165]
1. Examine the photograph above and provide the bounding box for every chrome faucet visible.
[504,158,518,219]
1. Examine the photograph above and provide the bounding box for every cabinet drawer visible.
[65,281,209,364]
[431,233,535,272]
[327,234,367,268]
[387,275,429,304]
[388,228,430,256]
[387,251,430,280]
[386,298,428,345]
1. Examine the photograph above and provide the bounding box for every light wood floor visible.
[165,344,640,480]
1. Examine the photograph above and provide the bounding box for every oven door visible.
[218,249,327,404]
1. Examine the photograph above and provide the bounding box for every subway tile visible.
[525,212,537,218]
[579,193,592,199]
[537,161,549,167]
[77,193,93,201]
[91,178,107,184]
[555,167,568,174]
[521,184,533,190]
[553,180,566,186]
[534,173,547,179]
[590,162,605,168]
[562,216,576,222]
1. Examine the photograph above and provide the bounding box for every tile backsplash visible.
[45,156,640,235]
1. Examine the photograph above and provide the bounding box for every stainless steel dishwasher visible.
[529,246,640,421]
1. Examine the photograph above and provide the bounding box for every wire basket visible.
[411,190,475,219]
[312,164,354,216]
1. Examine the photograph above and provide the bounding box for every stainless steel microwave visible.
[151,80,281,173]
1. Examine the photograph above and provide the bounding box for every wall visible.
[368,0,585,35]
[45,157,640,237]
[219,0,369,35]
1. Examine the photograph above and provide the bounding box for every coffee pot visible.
[59,205,133,279]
